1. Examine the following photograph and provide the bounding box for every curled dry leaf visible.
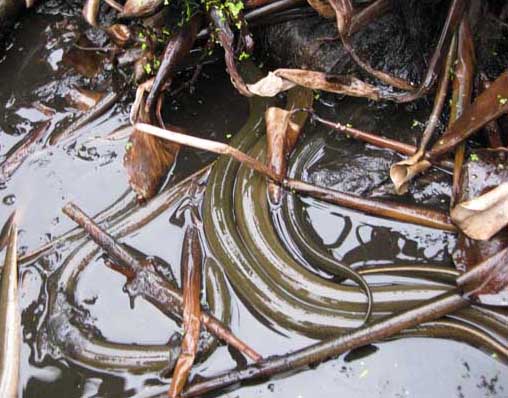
[451,182,508,241]
[389,154,431,195]
[82,0,100,27]
[247,72,296,97]
[453,150,508,272]
[121,0,163,18]
[265,87,312,204]
[265,107,294,204]
[248,69,380,100]
[106,24,132,47]
[389,36,458,195]
[124,88,179,201]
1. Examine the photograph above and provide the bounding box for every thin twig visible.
[135,123,456,231]
[62,202,263,363]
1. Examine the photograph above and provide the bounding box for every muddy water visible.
[0,5,506,398]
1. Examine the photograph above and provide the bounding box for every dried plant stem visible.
[62,202,263,362]
[309,113,453,170]
[429,70,508,158]
[182,292,469,397]
[168,225,202,398]
[450,16,474,206]
[136,123,455,231]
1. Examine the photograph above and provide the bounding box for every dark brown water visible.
[0,5,507,398]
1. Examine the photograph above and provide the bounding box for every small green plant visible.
[497,94,508,106]
[239,51,250,61]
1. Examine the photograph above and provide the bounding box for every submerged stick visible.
[0,214,20,398]
[183,247,508,397]
[49,91,119,145]
[182,293,468,397]
[136,123,455,231]
[62,203,263,362]
[0,121,50,184]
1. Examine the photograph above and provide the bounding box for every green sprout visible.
[239,51,250,61]
[469,153,479,162]
[412,119,423,128]
[224,0,244,19]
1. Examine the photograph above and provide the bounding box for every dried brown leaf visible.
[248,69,380,100]
[389,154,431,195]
[106,24,132,47]
[82,0,100,27]
[451,182,508,240]
[123,129,179,201]
[265,107,292,204]
[121,0,163,18]
[453,150,508,272]
[247,72,296,97]
[168,226,202,397]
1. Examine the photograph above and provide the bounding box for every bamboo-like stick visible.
[135,123,456,231]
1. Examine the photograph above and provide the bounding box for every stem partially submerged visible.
[135,123,455,231]
[182,295,467,397]
[62,202,263,362]
[182,250,508,397]
[429,69,508,158]
[389,35,457,194]
[168,224,203,397]
[145,14,202,116]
